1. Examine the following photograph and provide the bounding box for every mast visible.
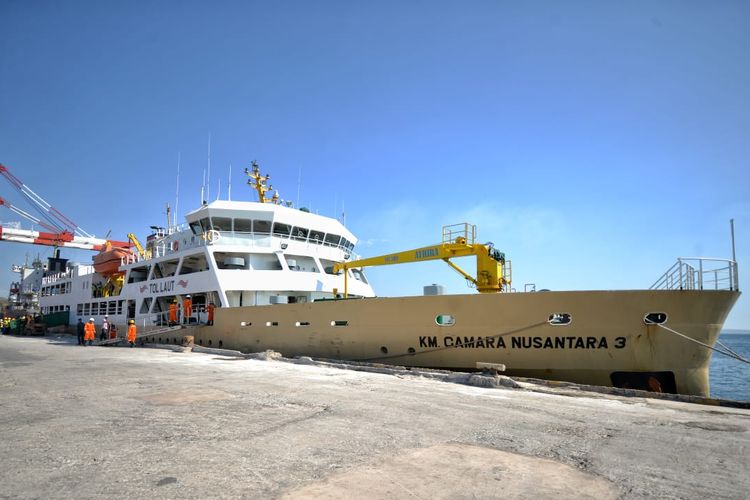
[206,134,211,203]
[174,152,181,227]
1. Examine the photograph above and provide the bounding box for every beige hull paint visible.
[196,290,739,396]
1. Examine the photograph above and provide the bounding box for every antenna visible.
[174,152,181,227]
[228,163,232,201]
[296,166,301,208]
[201,168,206,205]
[216,178,221,201]
[341,200,346,225]
[206,134,212,202]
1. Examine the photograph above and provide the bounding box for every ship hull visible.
[197,289,739,397]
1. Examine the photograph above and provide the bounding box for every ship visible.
[15,161,740,397]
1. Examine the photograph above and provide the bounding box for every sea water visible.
[710,333,750,401]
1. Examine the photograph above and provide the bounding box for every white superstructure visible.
[39,199,375,327]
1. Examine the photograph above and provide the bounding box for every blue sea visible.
[710,333,750,401]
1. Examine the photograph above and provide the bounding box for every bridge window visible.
[212,217,232,232]
[291,227,308,241]
[272,222,291,237]
[324,233,341,247]
[253,220,272,234]
[234,218,253,233]
[309,230,325,244]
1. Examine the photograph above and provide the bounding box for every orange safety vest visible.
[84,322,96,341]
[207,304,215,322]
[169,303,178,322]
[183,299,192,317]
[127,324,137,342]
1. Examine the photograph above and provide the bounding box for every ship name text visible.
[143,280,175,294]
[418,335,627,349]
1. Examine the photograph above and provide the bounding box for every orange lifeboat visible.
[93,246,132,276]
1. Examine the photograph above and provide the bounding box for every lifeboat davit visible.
[93,247,132,276]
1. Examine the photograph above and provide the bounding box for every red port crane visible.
[0,163,129,251]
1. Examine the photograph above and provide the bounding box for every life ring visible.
[206,230,221,243]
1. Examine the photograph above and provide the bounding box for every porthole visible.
[548,313,572,326]
[408,347,416,354]
[644,312,668,325]
[295,321,311,327]
[435,314,455,326]
[266,321,278,327]
[331,320,349,327]
[380,346,388,354]
[240,321,252,327]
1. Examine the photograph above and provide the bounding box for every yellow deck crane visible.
[127,232,148,259]
[332,223,512,297]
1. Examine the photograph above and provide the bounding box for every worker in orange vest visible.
[207,303,215,325]
[183,295,192,324]
[84,318,96,346]
[169,300,178,325]
[127,319,137,347]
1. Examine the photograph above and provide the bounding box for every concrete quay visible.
[0,335,748,499]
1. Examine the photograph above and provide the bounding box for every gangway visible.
[97,325,185,346]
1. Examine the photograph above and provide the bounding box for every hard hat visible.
[186,294,191,298]
[89,318,94,322]
[128,319,134,324]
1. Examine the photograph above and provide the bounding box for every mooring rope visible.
[355,319,549,363]
[652,322,750,365]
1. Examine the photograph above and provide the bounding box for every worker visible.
[76,318,85,345]
[127,319,137,348]
[169,299,178,325]
[183,295,192,324]
[100,315,110,342]
[207,303,215,326]
[84,318,96,346]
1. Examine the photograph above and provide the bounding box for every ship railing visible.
[650,257,739,291]
[442,223,477,245]
[41,271,72,285]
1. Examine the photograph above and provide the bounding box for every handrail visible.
[650,257,739,291]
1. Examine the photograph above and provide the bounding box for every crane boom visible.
[0,225,128,251]
[333,223,511,297]
[0,163,93,237]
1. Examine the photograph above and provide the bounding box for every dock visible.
[0,334,747,499]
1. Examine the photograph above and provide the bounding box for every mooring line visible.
[652,323,750,365]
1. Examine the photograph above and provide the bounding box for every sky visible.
[0,1,748,329]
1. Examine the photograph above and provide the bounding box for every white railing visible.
[650,258,739,291]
